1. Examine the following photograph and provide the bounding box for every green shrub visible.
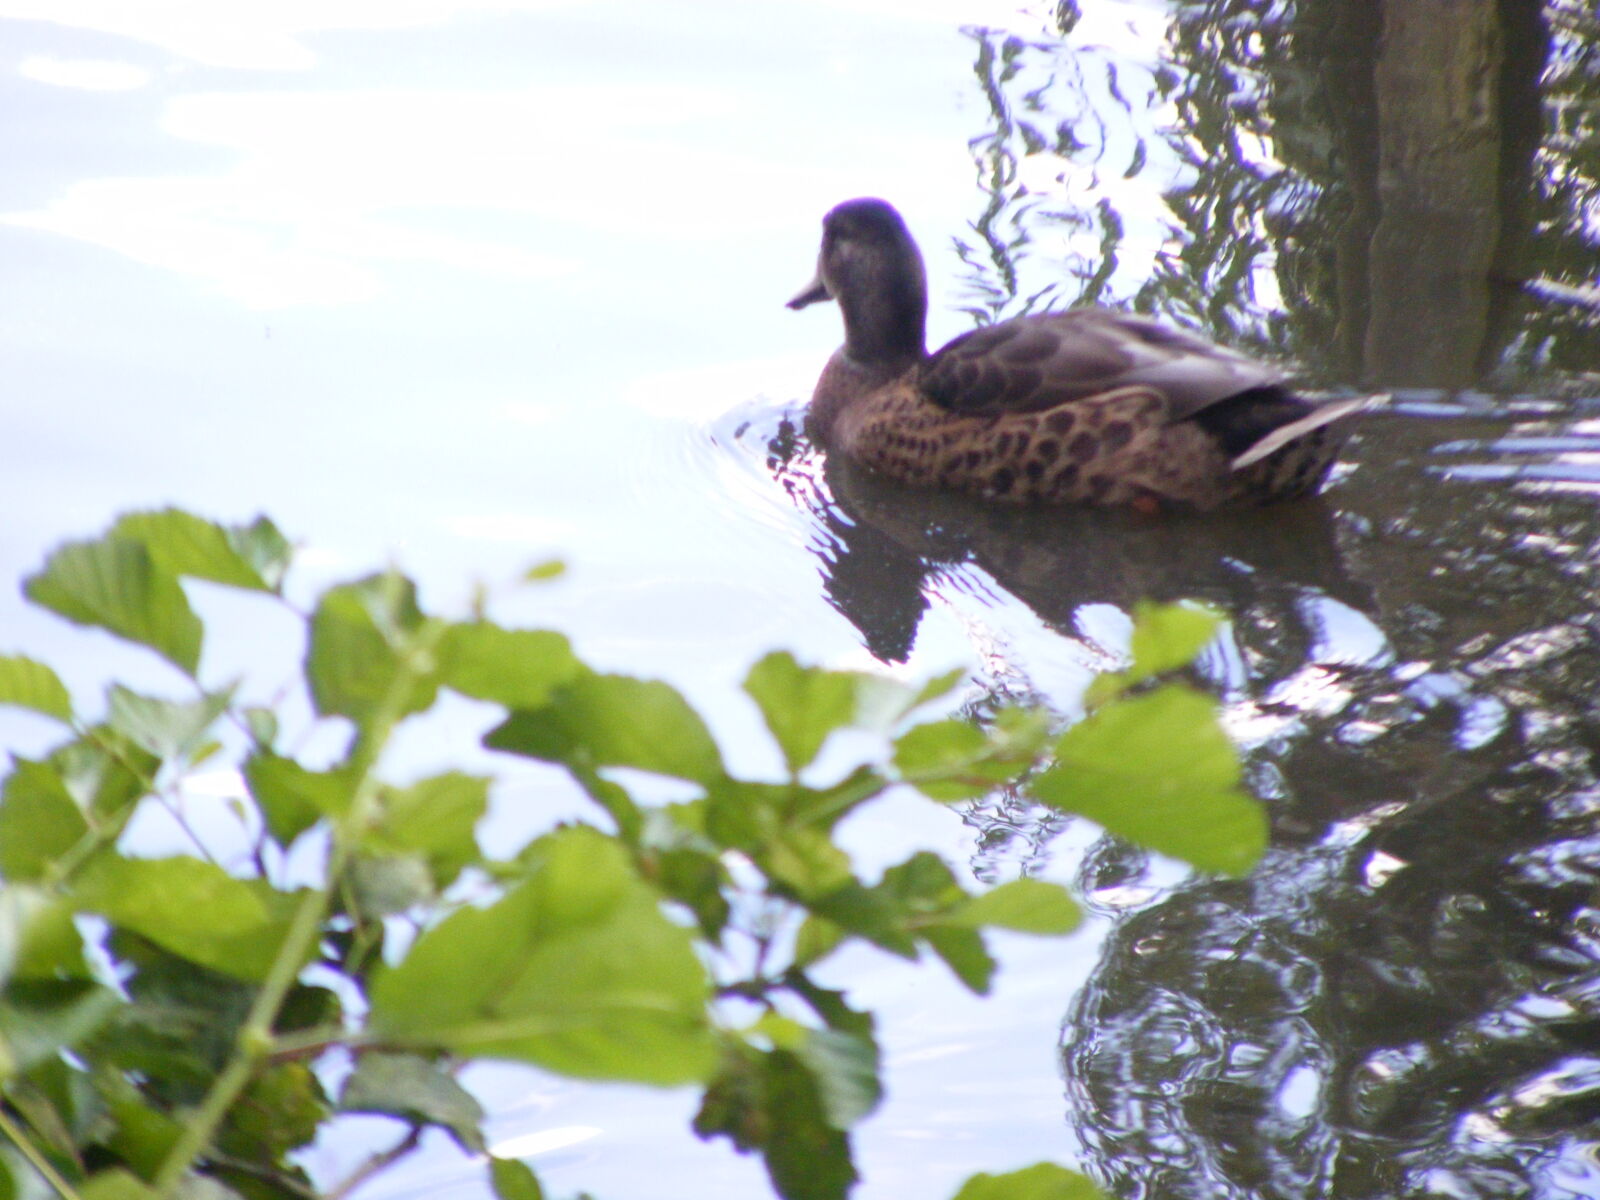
[0,508,1264,1200]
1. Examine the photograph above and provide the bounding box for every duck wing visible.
[917,309,1287,420]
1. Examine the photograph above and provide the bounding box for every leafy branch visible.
[0,507,1264,1200]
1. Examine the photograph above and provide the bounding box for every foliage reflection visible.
[958,0,1600,388]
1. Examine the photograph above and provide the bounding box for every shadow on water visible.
[751,0,1600,1195]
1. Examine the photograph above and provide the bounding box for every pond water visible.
[4,1,1600,1198]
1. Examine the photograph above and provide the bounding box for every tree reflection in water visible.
[959,0,1600,385]
[768,1,1600,1195]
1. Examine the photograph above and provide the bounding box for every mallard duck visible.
[788,198,1366,509]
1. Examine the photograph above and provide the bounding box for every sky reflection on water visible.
[1,3,1120,1197]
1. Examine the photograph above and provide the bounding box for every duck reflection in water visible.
[766,423,1367,668]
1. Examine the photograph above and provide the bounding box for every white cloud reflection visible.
[0,0,1028,307]
[2,0,1049,69]
[1,75,946,307]
[0,0,585,70]
[19,55,150,90]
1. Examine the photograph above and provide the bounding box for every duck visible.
[788,197,1367,510]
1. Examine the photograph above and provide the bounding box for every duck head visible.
[789,198,929,373]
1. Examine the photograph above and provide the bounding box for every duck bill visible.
[787,272,832,309]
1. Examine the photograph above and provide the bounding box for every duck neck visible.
[807,297,925,447]
[838,276,927,377]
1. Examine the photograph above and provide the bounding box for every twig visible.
[325,1126,423,1200]
[150,612,444,1198]
[0,1107,82,1200]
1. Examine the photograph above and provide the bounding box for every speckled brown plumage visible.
[789,198,1368,510]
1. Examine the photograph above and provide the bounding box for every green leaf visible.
[79,1170,161,1200]
[242,705,278,748]
[750,1012,808,1051]
[892,720,988,789]
[950,1163,1105,1200]
[891,720,1015,802]
[227,515,293,591]
[306,574,440,726]
[921,924,995,994]
[1086,602,1220,705]
[75,856,302,982]
[701,776,872,889]
[486,672,724,785]
[107,684,234,763]
[0,980,121,1075]
[908,666,968,709]
[805,850,976,961]
[793,915,845,967]
[868,854,1000,992]
[278,982,343,1034]
[369,826,715,1084]
[566,766,644,844]
[805,885,913,958]
[111,509,287,593]
[521,559,566,583]
[0,761,90,883]
[760,826,856,901]
[348,855,435,917]
[743,652,867,774]
[879,851,966,910]
[99,935,255,1096]
[894,707,1053,802]
[489,1157,546,1200]
[638,811,730,941]
[49,730,156,821]
[759,1050,857,1200]
[949,879,1081,935]
[219,1060,327,1162]
[0,886,89,981]
[693,1043,765,1152]
[438,623,580,709]
[1033,685,1266,876]
[366,772,487,888]
[1127,602,1220,679]
[788,765,893,831]
[243,752,357,845]
[48,729,157,832]
[340,1052,486,1153]
[99,1075,184,1178]
[24,537,202,675]
[693,1044,857,1200]
[783,974,875,1039]
[0,656,72,723]
[648,844,729,940]
[794,1028,881,1128]
[743,655,962,776]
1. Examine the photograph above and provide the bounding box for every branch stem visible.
[149,600,442,1198]
[0,1107,82,1200]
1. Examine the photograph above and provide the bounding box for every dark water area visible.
[753,1,1600,1195]
[1060,398,1600,1200]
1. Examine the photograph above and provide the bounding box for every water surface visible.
[3,1,1600,1197]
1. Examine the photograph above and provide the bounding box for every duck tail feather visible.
[1230,394,1380,471]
